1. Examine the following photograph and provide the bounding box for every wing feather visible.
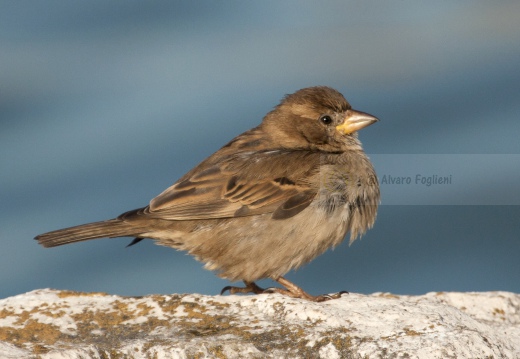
[147,150,320,220]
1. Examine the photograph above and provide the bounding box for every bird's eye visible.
[320,115,332,125]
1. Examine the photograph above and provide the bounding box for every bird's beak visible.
[336,110,379,135]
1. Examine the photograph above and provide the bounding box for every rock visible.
[1,289,519,358]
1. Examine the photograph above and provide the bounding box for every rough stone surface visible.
[1,289,519,358]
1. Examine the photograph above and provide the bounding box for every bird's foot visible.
[220,277,348,302]
[220,281,266,295]
[269,276,348,302]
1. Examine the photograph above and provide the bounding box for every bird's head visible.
[261,86,378,152]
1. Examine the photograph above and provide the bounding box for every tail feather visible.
[35,219,135,248]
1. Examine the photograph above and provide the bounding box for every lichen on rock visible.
[1,289,519,358]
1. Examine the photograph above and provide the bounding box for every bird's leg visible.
[220,281,266,295]
[220,277,348,302]
[268,276,348,302]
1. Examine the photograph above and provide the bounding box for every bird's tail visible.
[35,219,135,248]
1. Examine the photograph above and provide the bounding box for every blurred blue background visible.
[1,1,519,299]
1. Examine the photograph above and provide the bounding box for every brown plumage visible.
[35,86,380,302]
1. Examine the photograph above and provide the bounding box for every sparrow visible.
[35,86,380,302]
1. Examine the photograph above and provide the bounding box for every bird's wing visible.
[145,150,319,220]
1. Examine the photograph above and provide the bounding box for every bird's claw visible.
[220,277,349,302]
[220,281,266,295]
[220,286,233,295]
[312,291,349,302]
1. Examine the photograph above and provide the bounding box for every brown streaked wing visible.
[147,151,320,220]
